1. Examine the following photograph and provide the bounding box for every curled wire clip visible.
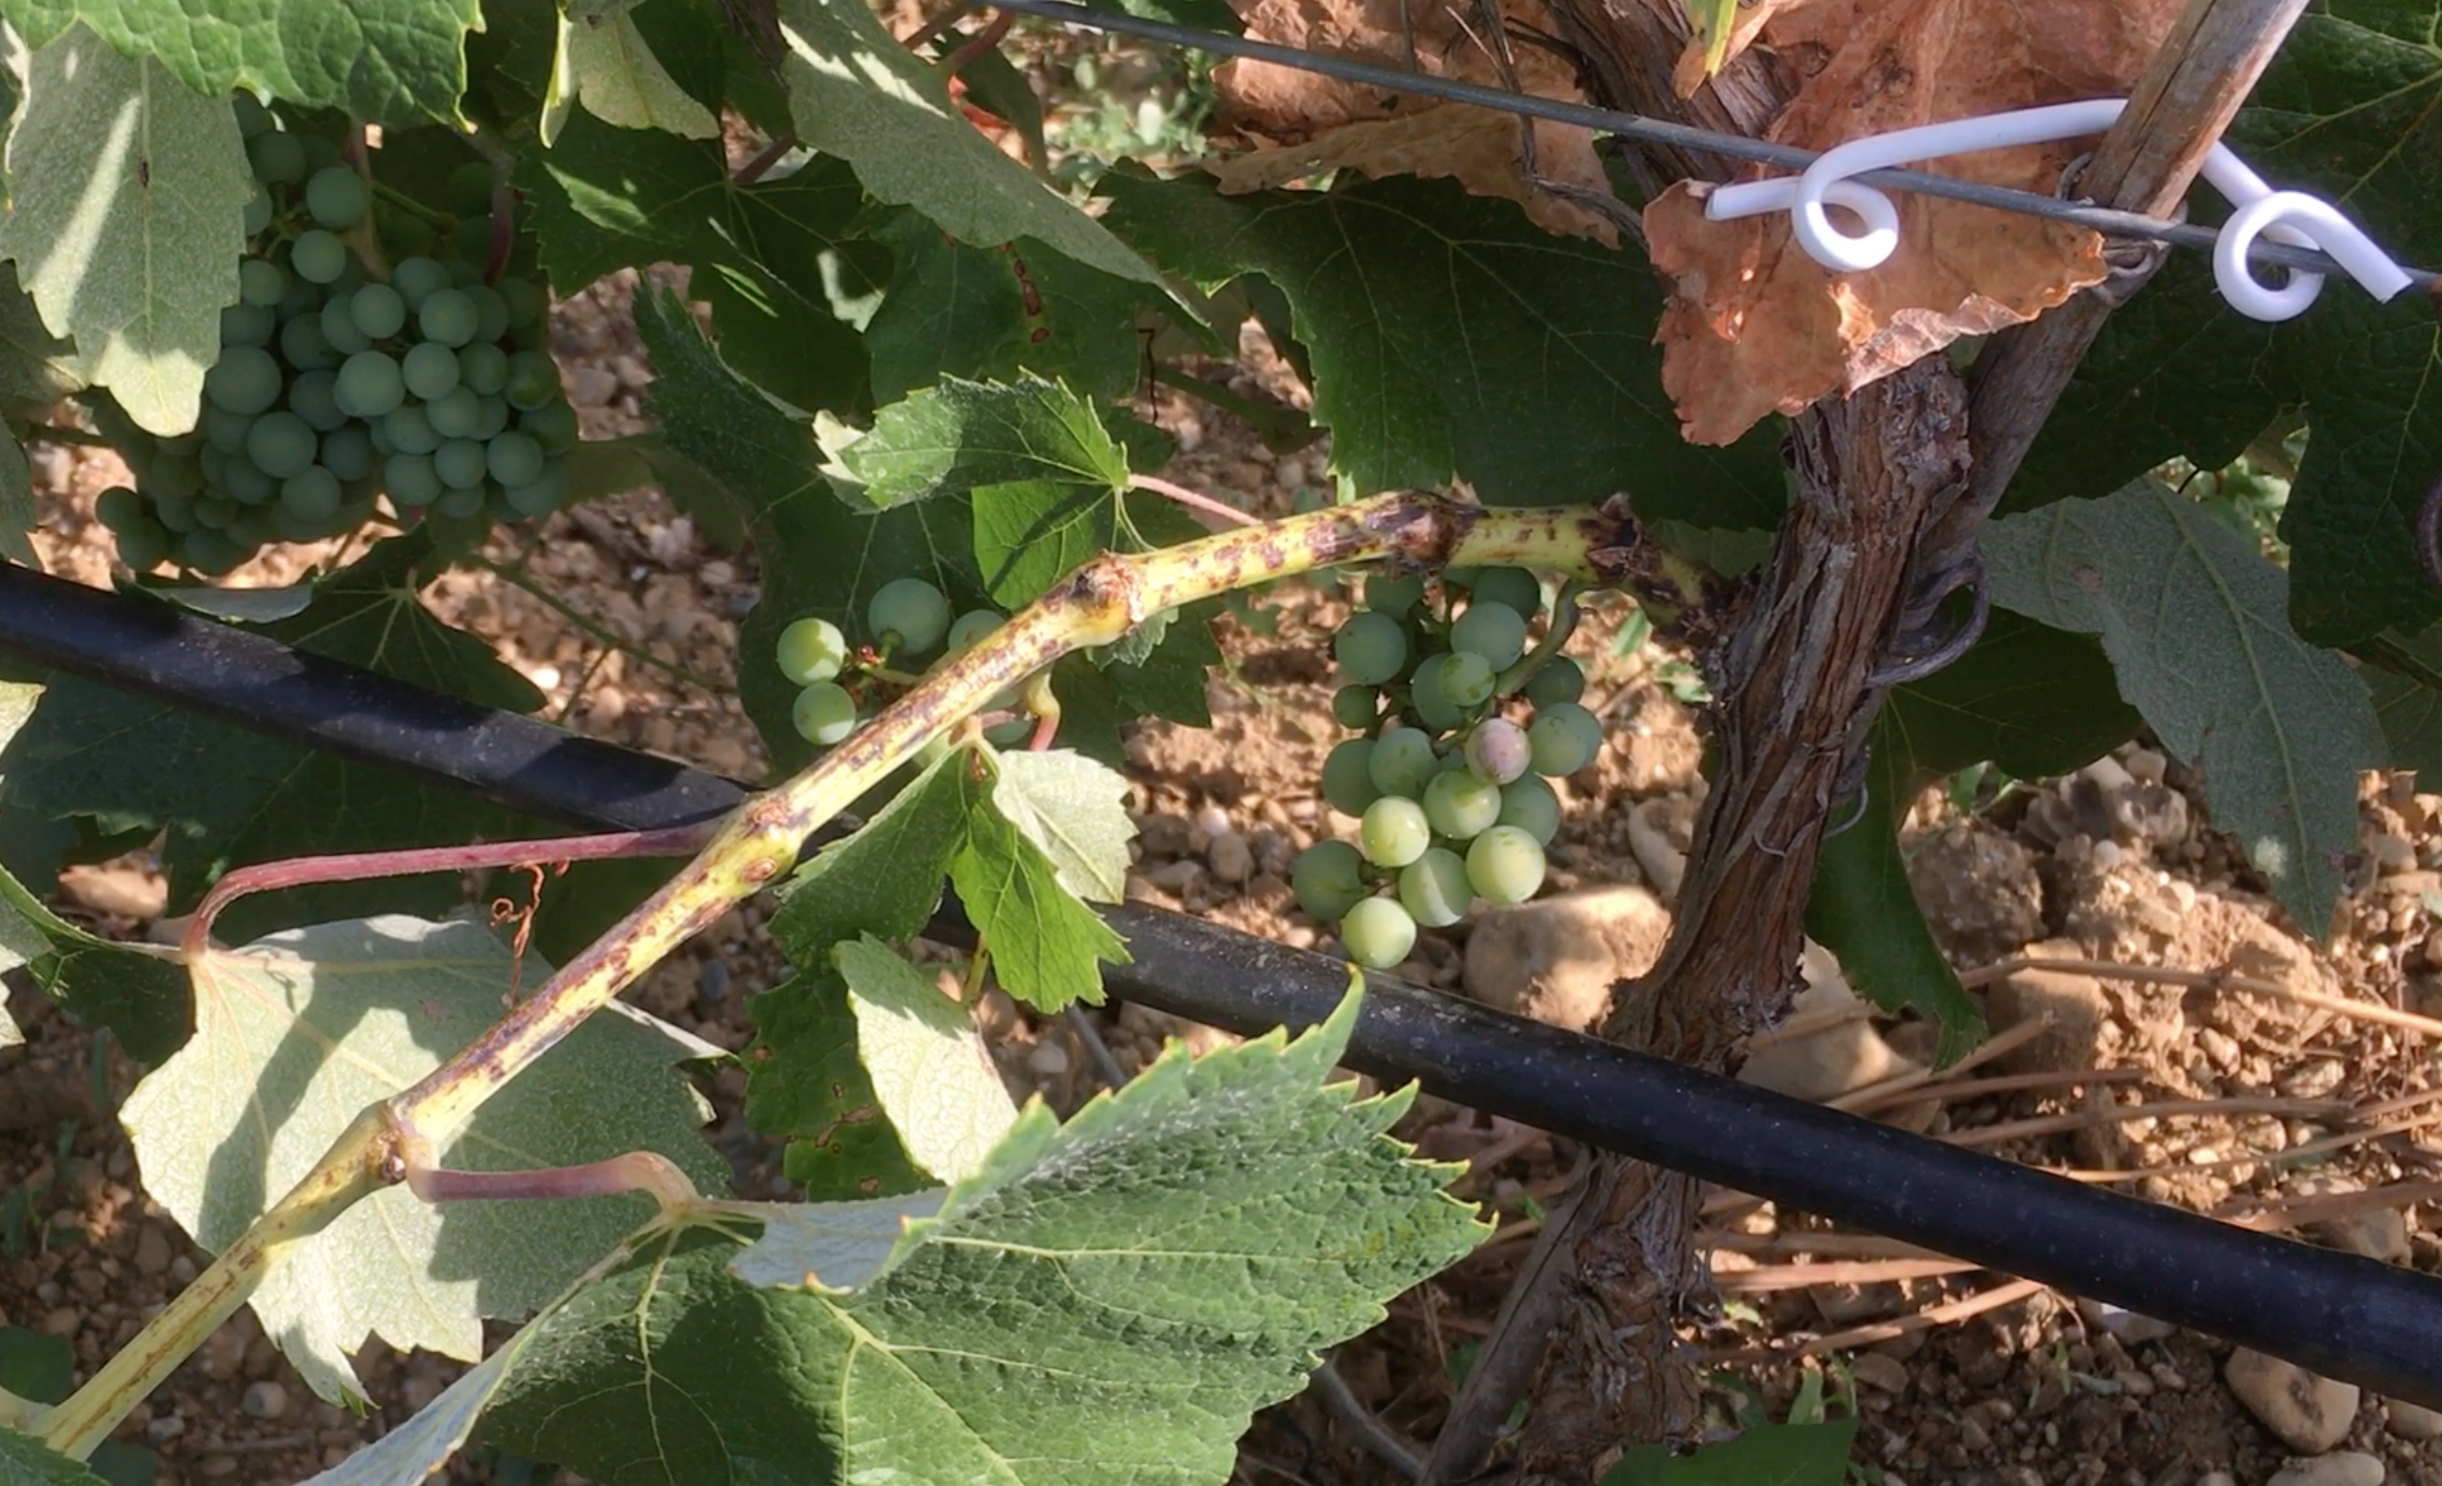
[1703,99,2414,323]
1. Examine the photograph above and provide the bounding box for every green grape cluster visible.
[92,97,575,576]
[1296,566,1607,970]
[772,578,1004,748]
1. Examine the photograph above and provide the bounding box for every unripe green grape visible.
[384,452,442,507]
[1464,566,1542,618]
[1367,726,1438,798]
[1437,650,1496,709]
[1422,769,1502,841]
[1291,840,1368,923]
[866,576,951,654]
[434,437,488,490]
[242,184,274,237]
[468,285,510,344]
[380,403,441,456]
[449,214,495,267]
[290,229,348,285]
[1333,610,1408,686]
[1364,572,1424,617]
[497,276,546,327]
[1405,654,1462,731]
[319,293,373,355]
[1398,847,1473,928]
[775,617,850,684]
[279,466,342,522]
[238,258,286,307]
[471,394,511,441]
[233,94,272,138]
[182,526,248,575]
[504,351,559,411]
[417,288,478,348]
[381,209,437,260]
[501,465,566,519]
[276,272,321,321]
[149,453,204,502]
[1466,825,1546,903]
[1357,795,1431,869]
[271,502,327,542]
[1449,600,1528,669]
[201,406,253,457]
[486,430,545,488]
[334,350,405,419]
[320,425,377,482]
[205,345,282,415]
[1522,655,1586,706]
[1465,717,1531,784]
[1321,737,1382,817]
[425,385,483,439]
[247,130,306,185]
[392,257,452,310]
[457,342,508,396]
[192,495,239,530]
[432,484,486,519]
[153,492,200,534]
[95,486,143,530]
[222,458,276,506]
[228,513,275,552]
[399,342,459,400]
[1527,701,1604,778]
[245,411,317,479]
[1339,896,1417,970]
[349,282,407,340]
[284,369,344,432]
[115,516,172,571]
[945,609,1002,654]
[519,400,577,455]
[1331,685,1379,731]
[793,681,859,746]
[279,312,338,372]
[304,165,367,230]
[445,158,496,215]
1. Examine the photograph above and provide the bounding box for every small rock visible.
[40,1306,77,1338]
[1206,830,1254,885]
[2372,834,2419,872]
[1025,1039,1071,1077]
[1137,813,1193,858]
[2198,1475,2236,1486]
[2225,1348,2361,1453]
[2114,1368,2155,1397]
[241,1380,289,1420]
[2281,1059,2348,1100]
[564,365,620,407]
[1905,824,2043,964]
[143,1413,185,1444]
[2312,1209,2410,1265]
[2268,1451,2384,1486]
[1988,941,2109,1074]
[132,1224,172,1277]
[1146,859,1204,894]
[1462,884,1671,1033]
[1848,1351,1911,1394]
[2384,1400,2442,1441]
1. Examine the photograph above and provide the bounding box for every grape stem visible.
[39,490,1658,1459]
[1129,473,1259,529]
[1497,579,1583,697]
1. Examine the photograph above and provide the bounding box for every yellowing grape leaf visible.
[121,915,728,1404]
[1207,0,1615,241]
[1645,0,2187,445]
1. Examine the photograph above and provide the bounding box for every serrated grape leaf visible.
[558,8,718,138]
[744,968,933,1199]
[0,1430,108,1486]
[1805,719,1982,1065]
[120,915,727,1403]
[835,936,1016,1184]
[841,374,1129,512]
[483,988,1488,1486]
[723,1189,945,1289]
[774,0,1162,288]
[635,286,989,769]
[990,746,1133,902]
[1601,1418,1858,1486]
[0,260,88,422]
[864,210,1189,403]
[951,788,1127,1010]
[2007,0,2442,646]
[1985,481,2384,934]
[769,747,971,953]
[296,1321,541,1486]
[0,28,250,435]
[1,0,481,124]
[1883,609,2142,782]
[1097,170,1786,527]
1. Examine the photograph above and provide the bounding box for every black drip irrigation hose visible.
[5,560,2442,1408]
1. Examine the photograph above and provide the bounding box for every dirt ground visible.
[6,268,2442,1486]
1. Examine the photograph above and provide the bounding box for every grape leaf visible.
[1984,480,2385,934]
[1882,609,2142,782]
[635,285,987,769]
[0,27,250,435]
[744,967,933,1199]
[840,375,1129,512]
[0,260,88,424]
[723,1190,945,1289]
[774,0,1162,288]
[2006,0,2442,646]
[768,746,971,954]
[1097,170,1786,526]
[554,8,718,139]
[1602,1419,1858,1486]
[990,746,1133,902]
[950,783,1127,1010]
[2365,624,2442,780]
[121,915,727,1404]
[0,1430,108,1486]
[0,0,482,123]
[835,935,1017,1184]
[482,989,1487,1486]
[296,1321,542,1486]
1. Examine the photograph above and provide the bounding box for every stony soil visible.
[5,272,2440,1486]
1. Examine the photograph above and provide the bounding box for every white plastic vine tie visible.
[1704,98,2415,322]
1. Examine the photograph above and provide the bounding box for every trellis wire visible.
[962,0,2439,297]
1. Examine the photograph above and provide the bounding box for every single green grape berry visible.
[775,617,850,685]
[244,412,317,480]
[221,302,277,349]
[1422,769,1502,841]
[1405,654,1462,731]
[458,342,510,396]
[1364,572,1425,618]
[418,288,479,349]
[320,425,377,482]
[279,467,343,522]
[1333,610,1409,686]
[1397,847,1473,928]
[383,452,442,507]
[1527,701,1604,778]
[486,431,546,488]
[945,609,1003,654]
[1331,685,1379,731]
[290,229,349,286]
[237,258,286,308]
[1522,655,1586,706]
[1291,840,1369,923]
[1357,796,1431,869]
[1466,825,1546,904]
[247,130,306,186]
[792,681,859,746]
[1367,726,1439,798]
[1339,896,1418,970]
[114,516,172,573]
[305,165,368,230]
[866,576,951,654]
[380,404,441,456]
[280,313,339,374]
[1449,600,1529,669]
[1437,651,1497,710]
[433,438,488,490]
[1321,738,1382,817]
[1465,566,1543,618]
[392,257,452,310]
[204,345,282,417]
[95,486,144,530]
